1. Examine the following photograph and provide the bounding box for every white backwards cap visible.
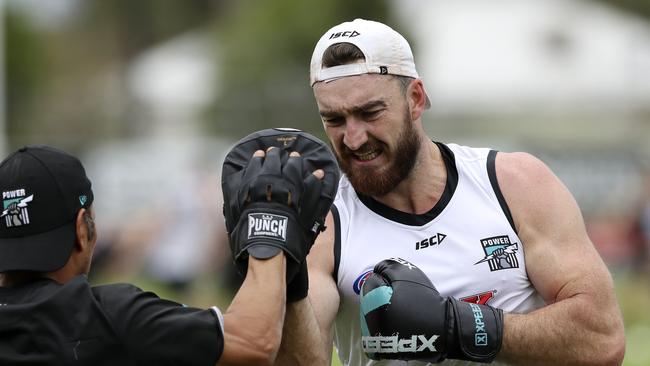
[310,18,430,108]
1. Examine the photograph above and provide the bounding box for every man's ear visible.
[408,79,427,121]
[75,208,90,251]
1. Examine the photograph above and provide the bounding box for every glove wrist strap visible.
[447,298,503,363]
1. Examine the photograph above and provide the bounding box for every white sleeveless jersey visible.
[332,143,545,366]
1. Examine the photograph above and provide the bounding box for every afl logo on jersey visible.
[353,269,374,295]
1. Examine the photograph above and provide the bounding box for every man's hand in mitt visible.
[221,128,340,301]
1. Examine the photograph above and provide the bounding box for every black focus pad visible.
[221,128,340,281]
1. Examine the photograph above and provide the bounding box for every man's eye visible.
[323,117,344,125]
[362,110,381,119]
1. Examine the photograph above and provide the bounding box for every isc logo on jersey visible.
[415,233,447,251]
[247,213,288,241]
[353,269,374,295]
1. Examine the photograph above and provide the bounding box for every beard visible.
[335,108,421,197]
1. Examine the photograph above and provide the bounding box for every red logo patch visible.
[460,291,495,305]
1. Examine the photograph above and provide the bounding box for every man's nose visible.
[342,119,368,151]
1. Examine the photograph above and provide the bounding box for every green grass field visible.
[331,350,343,366]
[329,272,650,365]
[615,272,650,366]
[98,269,650,366]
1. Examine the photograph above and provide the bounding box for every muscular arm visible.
[218,255,286,366]
[274,212,340,366]
[495,152,625,366]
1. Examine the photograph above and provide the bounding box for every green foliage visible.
[5,10,49,138]
[82,0,220,58]
[4,1,223,150]
[592,0,650,20]
[207,0,390,140]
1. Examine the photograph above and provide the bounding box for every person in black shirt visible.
[0,145,289,365]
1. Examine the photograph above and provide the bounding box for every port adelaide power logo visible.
[1,189,34,228]
[475,235,519,271]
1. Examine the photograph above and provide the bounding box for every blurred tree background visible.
[4,0,649,148]
[207,0,389,139]
[4,0,391,150]
[597,0,650,20]
[3,1,650,365]
[7,0,219,149]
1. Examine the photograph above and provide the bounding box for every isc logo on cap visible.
[329,30,360,39]
[248,213,288,241]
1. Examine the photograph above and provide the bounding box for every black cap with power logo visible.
[0,145,94,272]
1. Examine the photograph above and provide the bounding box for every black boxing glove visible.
[360,257,503,363]
[221,128,339,300]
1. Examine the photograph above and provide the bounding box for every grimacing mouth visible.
[342,143,384,162]
[353,149,381,161]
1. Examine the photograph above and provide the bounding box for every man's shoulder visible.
[494,151,551,186]
[442,142,493,162]
[90,281,152,312]
[91,282,143,296]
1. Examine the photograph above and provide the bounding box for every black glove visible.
[360,258,503,363]
[221,128,340,299]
